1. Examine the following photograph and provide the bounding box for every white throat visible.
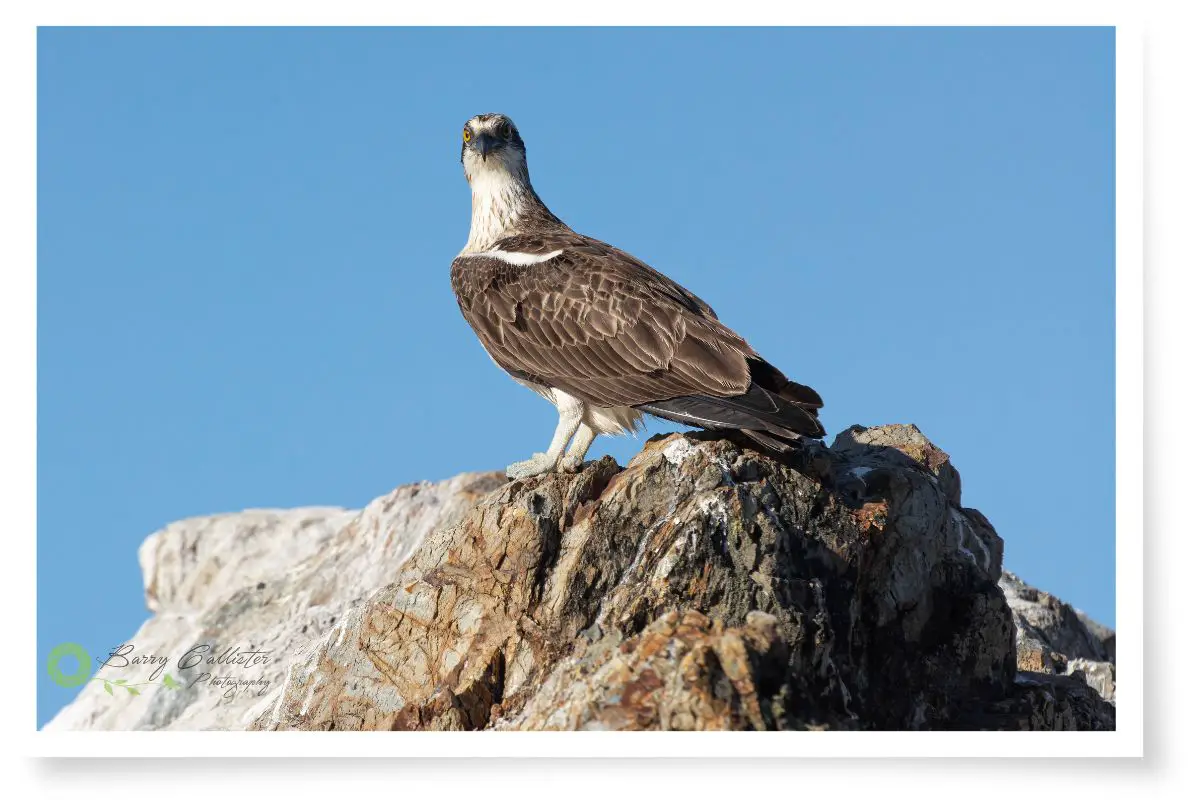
[462,167,534,254]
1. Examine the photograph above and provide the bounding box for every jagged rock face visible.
[248,426,1104,731]
[47,424,1114,732]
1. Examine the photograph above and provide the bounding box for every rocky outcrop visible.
[44,475,505,731]
[1000,571,1117,704]
[46,425,1115,732]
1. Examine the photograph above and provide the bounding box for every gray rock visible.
[140,507,357,614]
[998,570,1116,706]
[1067,659,1117,703]
[999,571,1111,663]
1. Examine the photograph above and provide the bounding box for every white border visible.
[1111,14,1144,762]
[10,2,1142,761]
[30,729,1134,758]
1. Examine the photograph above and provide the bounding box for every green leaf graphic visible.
[163,674,179,689]
[113,679,128,685]
[125,687,140,696]
[103,682,113,696]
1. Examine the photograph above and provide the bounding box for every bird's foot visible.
[558,455,585,473]
[506,452,557,480]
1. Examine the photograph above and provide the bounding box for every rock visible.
[1067,659,1117,703]
[954,671,1116,731]
[1080,613,1118,664]
[998,571,1116,703]
[43,474,505,731]
[498,609,795,731]
[48,424,1115,732]
[140,507,358,614]
[999,571,1112,662]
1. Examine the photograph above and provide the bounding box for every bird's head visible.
[460,113,529,186]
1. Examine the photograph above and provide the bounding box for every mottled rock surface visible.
[499,609,795,731]
[47,424,1115,732]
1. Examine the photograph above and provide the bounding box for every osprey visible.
[450,113,825,479]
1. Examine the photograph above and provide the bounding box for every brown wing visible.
[450,234,754,408]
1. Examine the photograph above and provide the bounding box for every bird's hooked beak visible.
[472,133,500,161]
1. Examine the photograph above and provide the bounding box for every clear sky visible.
[37,27,1115,726]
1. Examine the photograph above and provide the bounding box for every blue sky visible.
[37,27,1115,726]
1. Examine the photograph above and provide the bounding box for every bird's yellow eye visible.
[463,128,472,143]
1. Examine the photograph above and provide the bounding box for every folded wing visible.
[451,233,823,445]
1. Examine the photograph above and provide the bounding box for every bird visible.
[449,113,825,479]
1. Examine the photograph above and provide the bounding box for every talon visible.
[506,453,554,480]
[559,456,584,473]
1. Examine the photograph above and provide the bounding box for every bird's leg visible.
[559,423,597,473]
[506,405,582,479]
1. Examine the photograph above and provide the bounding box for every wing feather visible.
[450,233,753,408]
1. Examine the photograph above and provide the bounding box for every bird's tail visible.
[638,384,823,457]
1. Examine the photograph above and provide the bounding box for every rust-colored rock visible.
[499,609,793,731]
